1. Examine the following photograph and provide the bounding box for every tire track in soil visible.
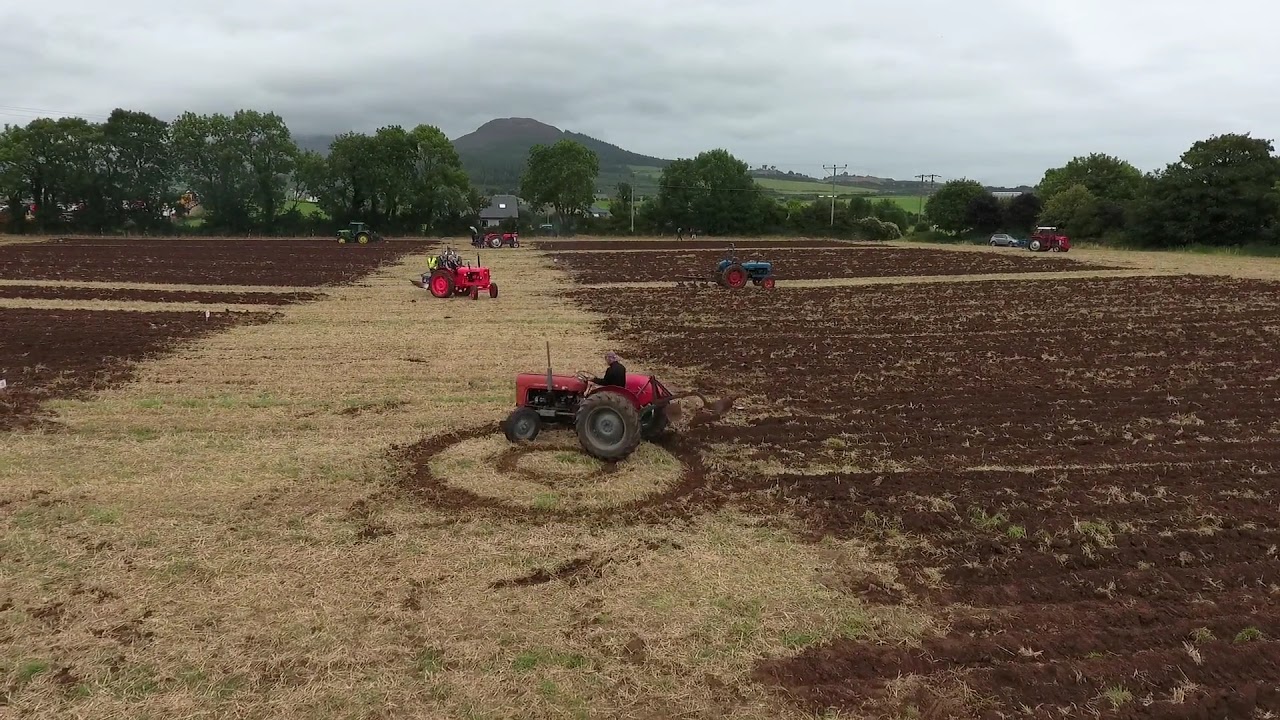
[390,423,730,525]
[562,273,1280,718]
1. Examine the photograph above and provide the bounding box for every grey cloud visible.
[2,0,1278,185]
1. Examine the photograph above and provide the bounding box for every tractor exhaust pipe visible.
[546,341,554,393]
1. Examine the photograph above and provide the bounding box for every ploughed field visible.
[0,236,424,430]
[550,246,1111,283]
[531,239,859,251]
[0,308,274,430]
[567,272,1280,718]
[0,236,431,286]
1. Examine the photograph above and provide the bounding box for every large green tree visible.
[296,124,476,232]
[171,112,255,232]
[925,179,991,234]
[520,140,599,225]
[1129,133,1280,247]
[1003,192,1042,233]
[0,125,28,232]
[651,149,776,235]
[1037,152,1143,202]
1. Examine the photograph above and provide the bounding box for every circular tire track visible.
[390,422,712,524]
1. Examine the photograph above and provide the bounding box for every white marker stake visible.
[0,379,6,390]
[205,310,210,320]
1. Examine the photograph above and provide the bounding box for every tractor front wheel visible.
[762,276,776,290]
[575,392,642,461]
[428,270,454,298]
[489,283,498,298]
[470,286,479,300]
[722,263,748,289]
[503,407,541,443]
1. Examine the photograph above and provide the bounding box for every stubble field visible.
[2,234,1278,719]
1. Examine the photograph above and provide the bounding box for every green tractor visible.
[336,221,383,245]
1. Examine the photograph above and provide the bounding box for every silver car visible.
[989,233,1020,247]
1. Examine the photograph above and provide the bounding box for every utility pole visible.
[824,164,847,226]
[915,173,940,217]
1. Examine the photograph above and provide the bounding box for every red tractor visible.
[1028,226,1071,252]
[470,226,520,248]
[502,345,734,461]
[410,247,498,299]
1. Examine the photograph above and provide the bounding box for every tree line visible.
[4,106,1275,249]
[0,108,483,236]
[924,133,1280,249]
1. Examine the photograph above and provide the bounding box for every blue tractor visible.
[716,244,776,289]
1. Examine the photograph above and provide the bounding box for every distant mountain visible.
[452,118,671,195]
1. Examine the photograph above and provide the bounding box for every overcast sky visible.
[4,0,1278,185]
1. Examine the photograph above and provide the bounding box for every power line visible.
[823,164,847,226]
[915,173,941,216]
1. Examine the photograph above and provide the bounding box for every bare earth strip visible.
[0,247,918,719]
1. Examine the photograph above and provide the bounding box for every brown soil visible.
[0,307,276,430]
[0,284,324,304]
[532,239,858,251]
[0,237,433,286]
[550,247,1111,283]
[566,273,1280,718]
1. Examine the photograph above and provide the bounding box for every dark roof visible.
[480,194,520,219]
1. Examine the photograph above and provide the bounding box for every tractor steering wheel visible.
[575,371,592,385]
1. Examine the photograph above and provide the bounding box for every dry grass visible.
[887,239,1280,281]
[0,246,919,719]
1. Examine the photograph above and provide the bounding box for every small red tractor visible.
[1028,226,1071,252]
[471,226,520,249]
[502,344,734,461]
[410,247,498,299]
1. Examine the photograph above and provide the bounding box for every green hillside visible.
[454,118,670,196]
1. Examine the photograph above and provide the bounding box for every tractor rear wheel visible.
[357,232,371,245]
[722,263,748,289]
[489,283,498,298]
[489,236,502,248]
[1028,239,1042,252]
[503,407,541,443]
[575,391,642,461]
[428,270,454,298]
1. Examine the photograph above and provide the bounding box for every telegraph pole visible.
[630,185,635,234]
[915,173,940,217]
[824,164,847,226]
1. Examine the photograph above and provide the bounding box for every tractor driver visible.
[591,351,626,387]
